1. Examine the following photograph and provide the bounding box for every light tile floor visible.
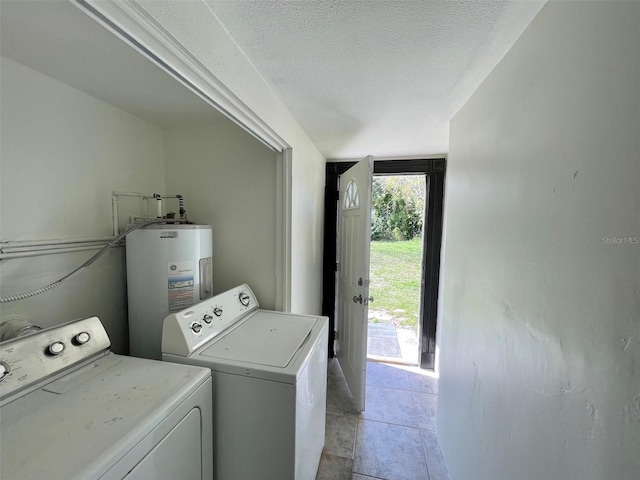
[316,359,450,480]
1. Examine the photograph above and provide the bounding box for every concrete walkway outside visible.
[367,319,419,365]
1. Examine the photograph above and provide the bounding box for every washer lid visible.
[200,311,316,367]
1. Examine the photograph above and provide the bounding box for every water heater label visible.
[160,231,179,239]
[168,261,195,312]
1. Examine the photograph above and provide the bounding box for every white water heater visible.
[126,224,213,360]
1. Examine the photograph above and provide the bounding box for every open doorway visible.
[367,175,425,365]
[322,158,446,371]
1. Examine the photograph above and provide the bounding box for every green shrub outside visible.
[371,176,424,241]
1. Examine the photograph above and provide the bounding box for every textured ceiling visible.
[2,0,546,160]
[206,0,546,159]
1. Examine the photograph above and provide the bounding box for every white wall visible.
[438,2,640,479]
[0,52,284,350]
[0,57,166,353]
[164,123,278,309]
[136,0,327,314]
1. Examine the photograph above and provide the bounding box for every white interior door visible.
[336,155,373,412]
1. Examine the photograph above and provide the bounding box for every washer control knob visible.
[213,307,223,317]
[74,332,91,345]
[191,322,203,334]
[47,341,66,355]
[238,292,250,307]
[202,314,213,324]
[0,361,10,382]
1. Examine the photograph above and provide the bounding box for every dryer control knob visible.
[74,332,91,345]
[47,341,66,355]
[0,361,10,382]
[202,314,213,324]
[191,322,203,334]
[213,307,223,317]
[238,292,250,307]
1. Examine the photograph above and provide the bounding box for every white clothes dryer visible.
[0,317,213,480]
[162,284,328,480]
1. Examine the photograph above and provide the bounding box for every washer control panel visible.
[162,283,259,357]
[0,317,110,402]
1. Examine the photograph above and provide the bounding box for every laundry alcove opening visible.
[0,0,281,352]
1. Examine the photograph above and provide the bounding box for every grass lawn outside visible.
[368,238,422,330]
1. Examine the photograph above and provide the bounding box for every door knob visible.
[352,294,363,304]
[364,296,375,305]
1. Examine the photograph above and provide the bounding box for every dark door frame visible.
[322,158,446,370]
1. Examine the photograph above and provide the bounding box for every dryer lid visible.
[200,311,317,367]
[0,352,210,480]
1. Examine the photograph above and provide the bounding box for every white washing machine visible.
[162,284,328,480]
[0,317,213,480]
